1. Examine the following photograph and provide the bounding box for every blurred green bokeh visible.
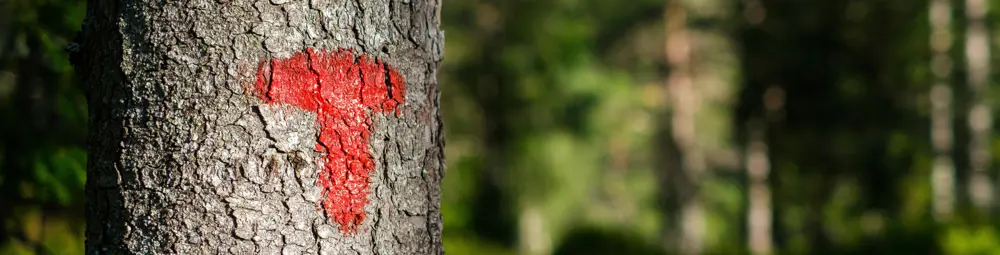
[8,0,1000,254]
[0,0,87,253]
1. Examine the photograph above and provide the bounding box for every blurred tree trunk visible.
[930,0,956,221]
[964,0,993,211]
[745,121,771,255]
[664,0,738,253]
[74,0,444,253]
[746,85,782,255]
[664,2,706,252]
[741,1,773,253]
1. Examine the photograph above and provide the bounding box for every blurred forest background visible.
[5,0,1000,254]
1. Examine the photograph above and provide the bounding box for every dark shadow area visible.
[554,227,667,255]
[468,176,518,246]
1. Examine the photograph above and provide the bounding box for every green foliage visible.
[941,224,1000,254]
[0,0,87,252]
[440,0,667,252]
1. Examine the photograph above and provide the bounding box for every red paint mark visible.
[254,48,405,233]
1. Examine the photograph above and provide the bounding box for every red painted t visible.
[253,48,405,233]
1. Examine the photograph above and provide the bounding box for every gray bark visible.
[74,0,444,254]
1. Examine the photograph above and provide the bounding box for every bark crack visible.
[351,0,368,53]
[253,105,280,145]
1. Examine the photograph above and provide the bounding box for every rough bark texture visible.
[75,0,444,253]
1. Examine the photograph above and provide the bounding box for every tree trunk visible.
[664,2,706,252]
[745,120,771,255]
[746,85,782,255]
[964,0,993,211]
[929,0,955,221]
[664,0,738,253]
[74,0,444,253]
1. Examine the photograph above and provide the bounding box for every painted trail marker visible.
[253,48,405,233]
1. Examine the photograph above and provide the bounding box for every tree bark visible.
[75,0,444,253]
